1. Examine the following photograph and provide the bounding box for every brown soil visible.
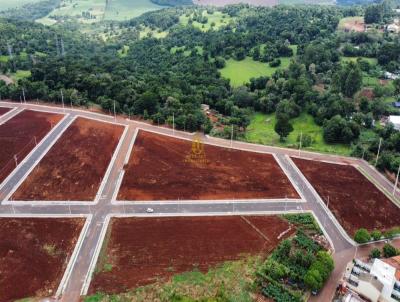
[12,117,124,201]
[342,19,365,32]
[194,0,277,6]
[118,130,299,201]
[0,110,63,183]
[0,107,11,116]
[292,157,400,236]
[89,215,294,294]
[0,217,84,302]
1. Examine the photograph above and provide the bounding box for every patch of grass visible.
[0,55,9,63]
[220,57,292,87]
[244,112,351,155]
[43,244,57,256]
[103,263,113,272]
[105,0,163,21]
[117,45,129,58]
[341,56,378,65]
[11,70,31,81]
[85,256,261,302]
[139,26,168,39]
[363,74,380,87]
[180,10,234,32]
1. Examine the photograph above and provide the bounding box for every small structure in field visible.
[389,115,400,130]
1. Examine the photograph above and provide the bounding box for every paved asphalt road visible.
[0,101,397,302]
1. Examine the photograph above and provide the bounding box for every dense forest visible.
[1,2,400,176]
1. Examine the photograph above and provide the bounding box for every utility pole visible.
[22,88,26,103]
[298,131,302,156]
[230,124,234,148]
[113,100,116,121]
[375,138,383,166]
[60,89,65,112]
[393,164,400,196]
[172,112,175,135]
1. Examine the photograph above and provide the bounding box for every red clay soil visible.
[0,217,84,302]
[292,157,400,236]
[0,110,63,183]
[0,107,11,116]
[89,215,295,294]
[12,117,124,201]
[118,130,299,201]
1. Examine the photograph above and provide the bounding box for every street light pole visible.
[60,89,65,112]
[375,138,382,166]
[113,100,116,121]
[393,164,400,196]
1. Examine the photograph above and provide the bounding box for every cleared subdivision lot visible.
[118,130,299,201]
[89,215,295,294]
[0,107,11,116]
[292,157,400,236]
[0,110,63,184]
[0,217,84,302]
[12,117,124,201]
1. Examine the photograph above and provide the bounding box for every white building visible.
[389,116,400,131]
[344,258,400,302]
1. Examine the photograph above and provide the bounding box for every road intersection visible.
[0,100,398,302]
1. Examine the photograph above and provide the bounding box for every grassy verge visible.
[244,112,351,155]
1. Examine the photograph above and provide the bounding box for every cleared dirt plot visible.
[292,157,400,236]
[0,217,84,302]
[12,117,124,201]
[0,110,63,183]
[89,215,295,294]
[118,130,299,201]
[0,107,11,116]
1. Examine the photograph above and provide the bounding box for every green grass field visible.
[341,56,378,65]
[139,26,168,39]
[220,56,292,87]
[11,70,31,82]
[0,55,9,63]
[245,112,351,155]
[105,0,163,21]
[0,0,42,11]
[180,10,234,32]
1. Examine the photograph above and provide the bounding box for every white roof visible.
[370,258,396,298]
[389,115,400,125]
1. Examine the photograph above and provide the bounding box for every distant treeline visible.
[0,0,61,21]
[150,0,193,6]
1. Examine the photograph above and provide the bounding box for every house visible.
[389,116,400,130]
[387,24,400,33]
[343,258,400,302]
[384,72,400,80]
[392,102,400,109]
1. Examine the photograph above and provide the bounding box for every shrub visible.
[369,248,381,259]
[354,229,371,244]
[383,243,397,258]
[269,58,281,67]
[371,230,382,241]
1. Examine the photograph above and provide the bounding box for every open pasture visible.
[0,110,63,184]
[292,157,400,236]
[12,117,124,201]
[117,130,299,201]
[0,217,84,302]
[89,215,295,294]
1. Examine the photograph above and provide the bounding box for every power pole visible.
[55,34,60,57]
[298,131,302,156]
[230,124,234,148]
[60,38,65,57]
[60,89,65,112]
[22,88,26,103]
[393,164,400,196]
[375,138,383,166]
[172,112,175,135]
[113,100,116,121]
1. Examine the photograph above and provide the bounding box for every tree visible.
[364,4,383,24]
[323,115,360,144]
[275,114,293,141]
[371,230,382,241]
[354,228,371,244]
[370,248,381,259]
[383,243,397,258]
[304,269,323,291]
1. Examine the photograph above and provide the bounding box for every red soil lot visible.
[12,117,124,201]
[0,110,63,183]
[118,130,299,201]
[0,217,84,302]
[0,107,11,116]
[89,215,294,294]
[292,157,400,236]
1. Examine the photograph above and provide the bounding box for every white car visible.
[146,208,154,213]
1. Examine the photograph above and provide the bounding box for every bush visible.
[369,248,381,259]
[304,251,334,291]
[371,230,382,241]
[354,228,371,244]
[383,243,397,258]
[269,58,281,67]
